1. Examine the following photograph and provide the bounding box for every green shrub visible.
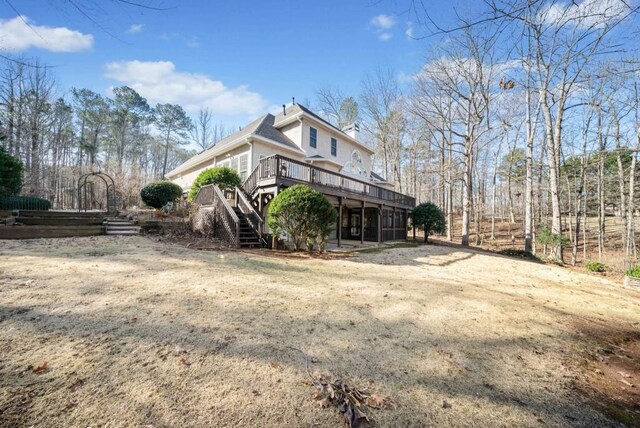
[537,227,570,248]
[189,167,242,201]
[0,146,24,197]
[585,261,606,273]
[626,265,640,278]
[140,181,183,209]
[0,195,50,210]
[267,184,337,251]
[409,202,446,243]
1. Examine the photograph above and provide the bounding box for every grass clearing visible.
[1,236,639,427]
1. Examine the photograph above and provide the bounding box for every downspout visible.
[299,117,305,152]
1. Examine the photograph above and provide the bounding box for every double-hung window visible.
[331,138,337,156]
[309,127,317,148]
[239,154,248,180]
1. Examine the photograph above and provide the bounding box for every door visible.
[350,212,361,238]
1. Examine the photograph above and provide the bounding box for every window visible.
[331,138,337,156]
[230,156,239,172]
[239,154,248,180]
[310,127,317,148]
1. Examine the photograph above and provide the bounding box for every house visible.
[166,103,415,247]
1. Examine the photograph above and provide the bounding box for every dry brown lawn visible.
[1,236,640,427]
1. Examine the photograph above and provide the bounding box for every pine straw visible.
[1,236,640,427]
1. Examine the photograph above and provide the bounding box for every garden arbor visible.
[77,172,117,214]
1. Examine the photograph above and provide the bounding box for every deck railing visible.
[246,155,415,207]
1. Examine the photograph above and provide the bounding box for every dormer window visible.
[310,127,317,148]
[331,138,337,156]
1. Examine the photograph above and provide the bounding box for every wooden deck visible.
[243,155,415,209]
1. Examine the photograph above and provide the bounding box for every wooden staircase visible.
[103,217,140,236]
[232,207,261,247]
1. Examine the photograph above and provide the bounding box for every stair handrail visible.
[235,187,267,246]
[212,185,240,247]
[243,163,262,196]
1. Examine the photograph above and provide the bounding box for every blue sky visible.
[0,0,462,127]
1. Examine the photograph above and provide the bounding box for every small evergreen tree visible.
[0,146,24,197]
[140,181,183,209]
[268,184,337,251]
[189,167,242,201]
[410,202,446,243]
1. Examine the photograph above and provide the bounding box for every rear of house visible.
[166,103,415,247]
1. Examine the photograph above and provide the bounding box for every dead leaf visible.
[365,393,395,410]
[270,361,281,369]
[33,362,48,373]
[179,357,191,366]
[619,379,635,387]
[319,397,332,408]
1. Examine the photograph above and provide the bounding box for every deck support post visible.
[405,209,409,241]
[378,204,383,244]
[338,197,342,248]
[360,201,365,245]
[393,206,396,241]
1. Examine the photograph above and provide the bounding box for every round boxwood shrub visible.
[189,167,242,201]
[0,146,24,197]
[267,184,337,251]
[140,181,183,209]
[410,202,446,243]
[0,195,50,210]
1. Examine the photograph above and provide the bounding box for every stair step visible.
[106,230,139,235]
[106,225,140,230]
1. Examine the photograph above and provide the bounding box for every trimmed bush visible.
[140,181,183,209]
[0,195,50,210]
[189,167,242,201]
[410,202,446,243]
[267,184,337,251]
[585,261,606,273]
[0,146,24,197]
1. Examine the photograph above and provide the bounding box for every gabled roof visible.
[274,103,344,135]
[166,113,302,178]
[273,103,375,154]
[370,171,388,182]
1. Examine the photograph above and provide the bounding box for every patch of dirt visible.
[573,323,640,427]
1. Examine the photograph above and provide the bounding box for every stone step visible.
[106,224,140,230]
[105,230,139,235]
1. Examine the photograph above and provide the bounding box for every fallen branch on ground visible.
[290,347,395,427]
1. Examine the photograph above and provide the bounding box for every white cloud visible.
[186,37,199,49]
[126,23,144,34]
[104,60,269,117]
[371,14,396,30]
[540,0,631,28]
[370,14,396,41]
[405,22,414,40]
[0,15,93,52]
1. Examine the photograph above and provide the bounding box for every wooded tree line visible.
[0,58,232,209]
[316,0,640,264]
